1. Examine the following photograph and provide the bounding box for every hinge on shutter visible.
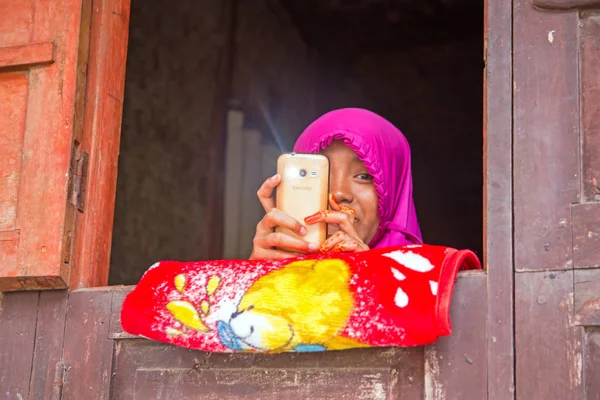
[52,362,67,400]
[71,148,88,212]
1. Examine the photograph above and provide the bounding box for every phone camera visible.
[299,169,307,178]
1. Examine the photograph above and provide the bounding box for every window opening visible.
[109,0,483,285]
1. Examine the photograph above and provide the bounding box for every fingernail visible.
[270,174,280,181]
[299,226,307,235]
[308,243,318,252]
[304,214,320,224]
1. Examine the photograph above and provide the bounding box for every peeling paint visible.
[548,30,555,43]
[425,346,446,400]
[564,291,582,390]
[567,344,582,389]
[358,373,386,400]
[559,218,567,227]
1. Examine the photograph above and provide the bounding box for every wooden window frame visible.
[73,4,517,394]
[74,0,510,289]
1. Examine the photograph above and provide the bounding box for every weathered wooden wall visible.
[514,1,600,399]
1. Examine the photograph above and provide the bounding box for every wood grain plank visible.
[28,290,69,399]
[572,203,600,269]
[485,0,514,397]
[129,368,395,400]
[0,237,19,289]
[70,0,131,288]
[114,339,421,369]
[0,229,19,241]
[0,72,27,231]
[0,291,40,398]
[62,289,115,399]
[574,268,600,326]
[108,285,137,339]
[584,329,600,399]
[0,1,35,47]
[4,0,85,290]
[425,273,487,400]
[533,0,600,9]
[516,271,584,399]
[113,339,423,399]
[581,14,600,202]
[0,71,27,290]
[513,0,580,271]
[0,42,55,69]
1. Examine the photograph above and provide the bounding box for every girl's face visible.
[322,140,380,244]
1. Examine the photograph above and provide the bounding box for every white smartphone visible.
[275,152,330,247]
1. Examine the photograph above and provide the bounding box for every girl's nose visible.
[330,175,354,205]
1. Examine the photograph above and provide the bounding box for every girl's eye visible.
[356,173,373,181]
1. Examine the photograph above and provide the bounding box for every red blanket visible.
[121,244,480,353]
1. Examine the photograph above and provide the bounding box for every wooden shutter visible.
[0,0,87,290]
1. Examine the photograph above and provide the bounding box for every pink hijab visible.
[293,108,422,248]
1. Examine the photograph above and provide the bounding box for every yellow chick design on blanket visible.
[217,258,368,352]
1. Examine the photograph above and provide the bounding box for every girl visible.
[250,108,421,260]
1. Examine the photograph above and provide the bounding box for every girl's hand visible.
[318,230,369,253]
[250,174,318,260]
[304,194,370,254]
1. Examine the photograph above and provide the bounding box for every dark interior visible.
[108,0,483,285]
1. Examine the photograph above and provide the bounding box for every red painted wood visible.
[70,0,131,288]
[0,73,27,283]
[0,42,55,69]
[484,0,515,397]
[513,0,580,271]
[0,71,26,290]
[581,14,600,202]
[0,0,86,290]
[0,1,36,47]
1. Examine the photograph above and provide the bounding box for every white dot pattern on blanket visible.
[429,280,438,296]
[391,267,406,281]
[382,250,434,273]
[394,287,409,308]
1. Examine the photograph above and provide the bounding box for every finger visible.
[304,210,359,237]
[256,232,317,253]
[329,194,356,220]
[257,174,281,212]
[263,209,307,236]
[318,231,347,253]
